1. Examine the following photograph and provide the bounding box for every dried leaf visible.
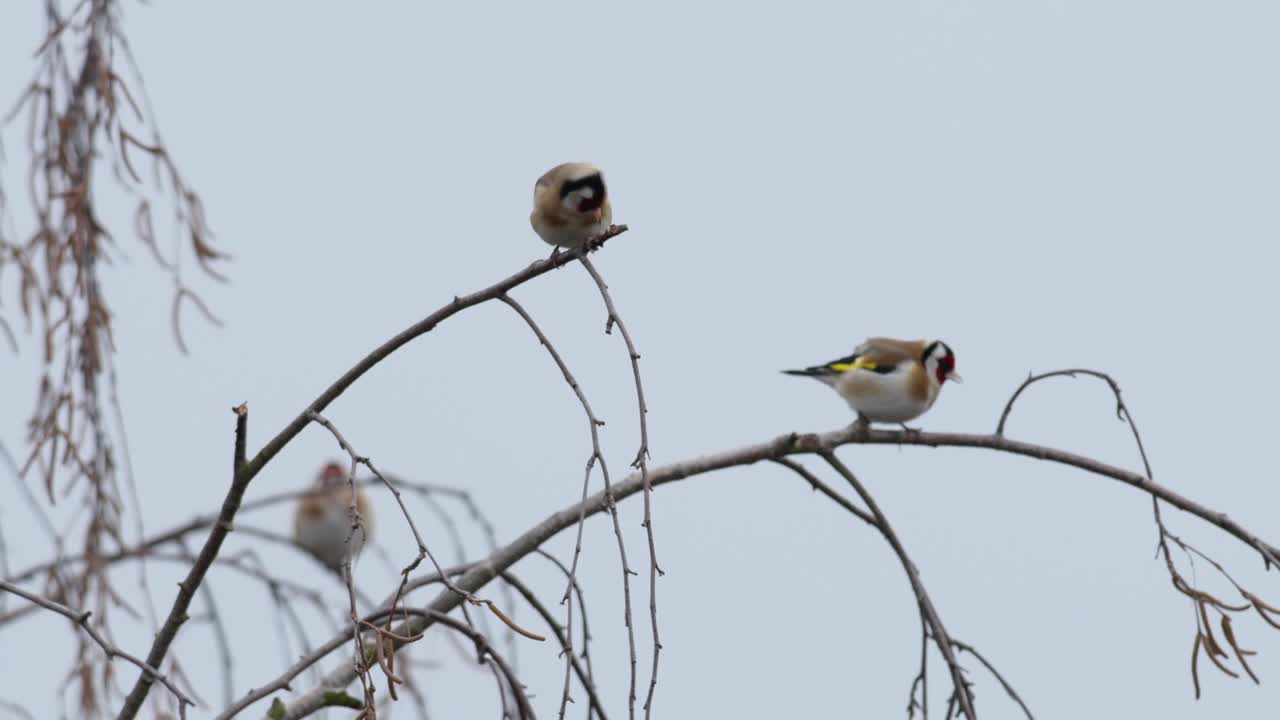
[1220,615,1259,684]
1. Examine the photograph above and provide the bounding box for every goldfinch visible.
[529,162,612,250]
[783,338,961,428]
[293,462,374,575]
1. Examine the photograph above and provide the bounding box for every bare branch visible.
[4,476,429,587]
[773,459,1000,717]
[998,369,1132,436]
[908,611,929,720]
[175,539,234,709]
[215,563,460,720]
[0,697,36,720]
[114,405,255,719]
[270,422,1279,718]
[498,292,632,718]
[997,367,1280,688]
[309,411,542,641]
[306,410,405,709]
[107,228,627,716]
[232,403,247,472]
[500,571,608,720]
[576,254,660,719]
[535,549,600,719]
[0,315,16,355]
[0,579,193,714]
[388,609,535,720]
[950,640,1033,719]
[816,451,976,718]
[770,458,875,527]
[216,629,352,720]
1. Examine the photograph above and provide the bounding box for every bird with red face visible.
[293,462,374,576]
[783,338,961,430]
[529,162,612,251]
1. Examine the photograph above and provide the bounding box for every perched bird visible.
[783,338,961,429]
[293,462,374,576]
[529,162,612,251]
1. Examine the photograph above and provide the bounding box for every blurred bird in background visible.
[293,461,374,576]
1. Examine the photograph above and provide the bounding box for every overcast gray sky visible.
[3,1,1280,718]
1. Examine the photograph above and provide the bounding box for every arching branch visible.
[260,422,1280,719]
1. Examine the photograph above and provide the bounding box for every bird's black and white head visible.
[921,341,961,386]
[314,461,347,492]
[536,162,607,214]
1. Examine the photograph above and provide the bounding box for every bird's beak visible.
[946,371,963,384]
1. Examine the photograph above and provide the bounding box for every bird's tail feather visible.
[781,366,837,378]
[782,367,842,390]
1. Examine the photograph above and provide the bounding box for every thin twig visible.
[308,413,541,650]
[577,254,660,719]
[109,354,164,650]
[217,562,472,719]
[908,610,929,720]
[4,477,449,587]
[223,605,534,720]
[817,451,976,718]
[997,367,1279,688]
[215,631,352,720]
[114,405,259,718]
[535,550,600,720]
[306,411,399,709]
[232,403,247,471]
[0,579,194,714]
[498,293,631,718]
[384,469,502,655]
[772,459,979,718]
[389,609,536,720]
[770,458,875,527]
[950,640,1033,719]
[0,697,36,720]
[500,571,609,720]
[382,469,520,668]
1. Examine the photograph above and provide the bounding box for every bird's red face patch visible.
[319,463,345,489]
[936,354,956,385]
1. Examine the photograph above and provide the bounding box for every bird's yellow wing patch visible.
[830,359,877,373]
